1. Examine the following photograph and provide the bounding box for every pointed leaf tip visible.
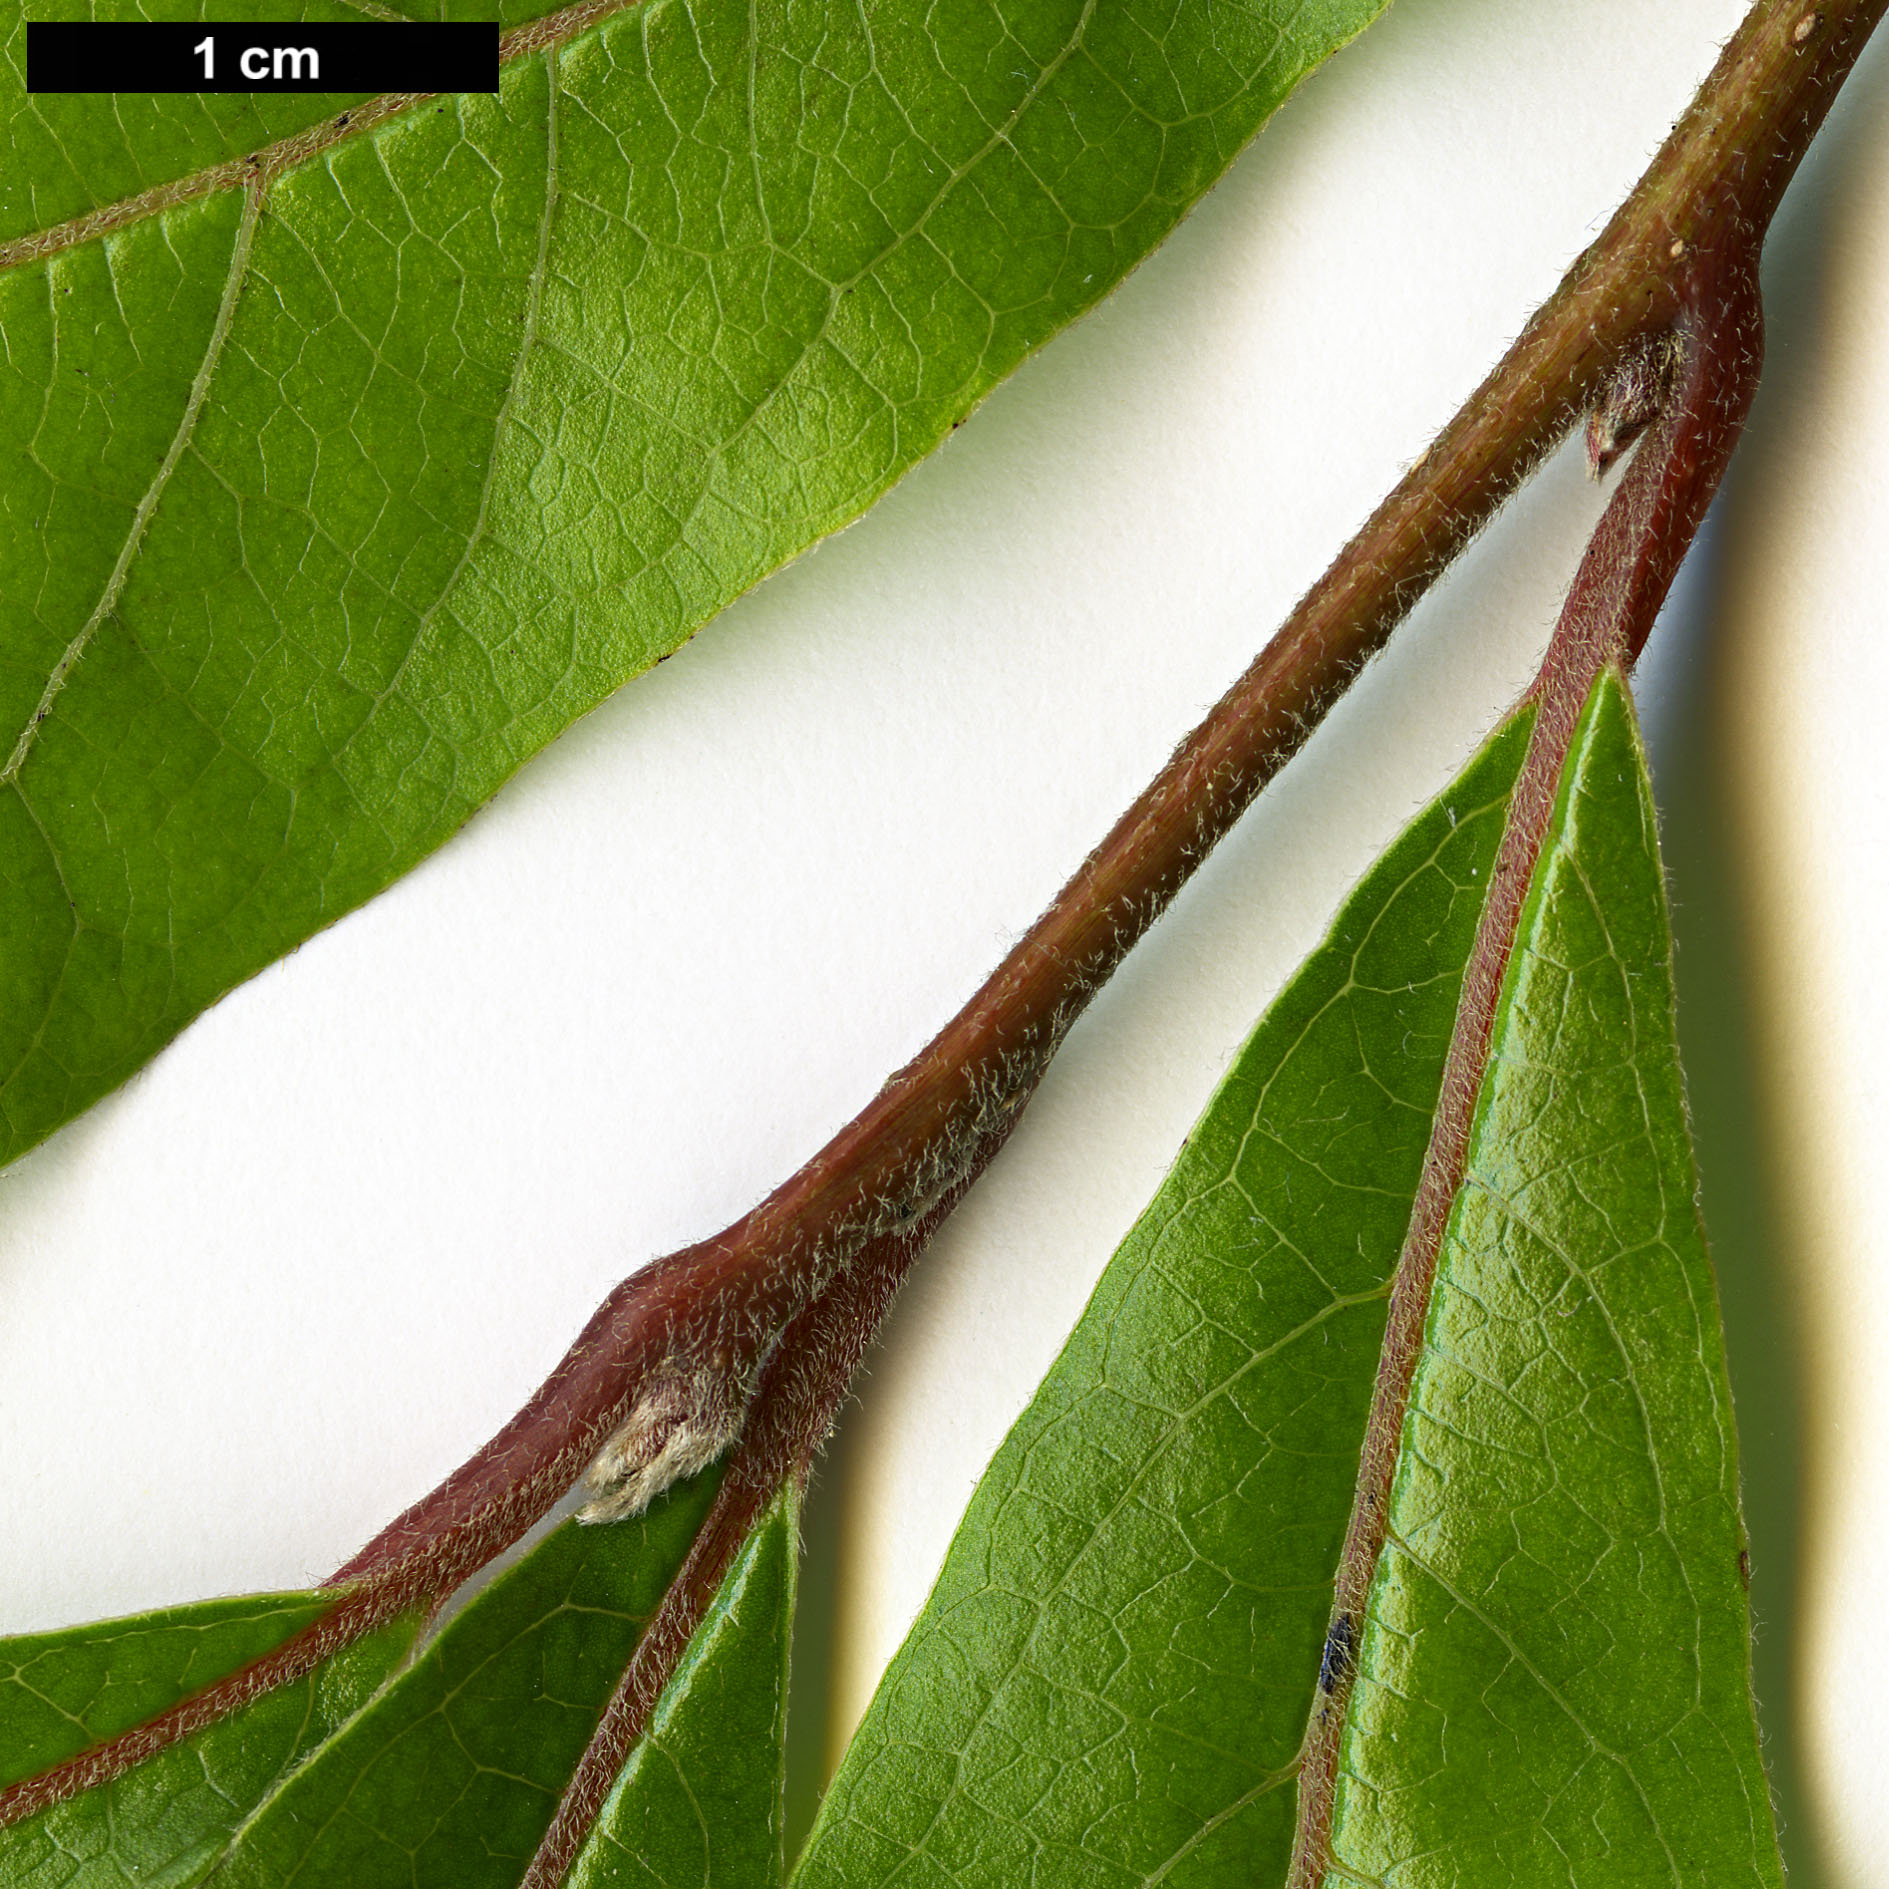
[799,676,1779,1885]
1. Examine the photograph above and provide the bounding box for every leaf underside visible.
[0,0,1389,1167]
[0,1590,330,1788]
[0,1595,426,1888]
[1327,678,1776,1885]
[208,1470,718,1889]
[796,674,1779,1887]
[2,677,1782,1887]
[565,1487,797,1889]
[0,1469,714,1889]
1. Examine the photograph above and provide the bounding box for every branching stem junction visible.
[0,0,1879,1861]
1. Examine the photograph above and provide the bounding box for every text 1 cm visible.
[192,37,321,82]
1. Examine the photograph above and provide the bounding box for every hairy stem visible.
[1,0,1877,1838]
[1287,226,1768,1889]
[518,1144,1004,1889]
[329,0,1882,1615]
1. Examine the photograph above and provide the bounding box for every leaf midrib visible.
[1281,685,1569,1886]
[0,0,1131,804]
[807,1280,1385,1888]
[0,0,634,274]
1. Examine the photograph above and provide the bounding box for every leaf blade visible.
[202,1470,717,1889]
[0,0,1391,1167]
[0,1592,332,1788]
[797,675,1781,1885]
[566,1488,798,1889]
[794,715,1534,1887]
[1327,673,1779,1886]
[0,1601,425,1889]
[2,0,377,249]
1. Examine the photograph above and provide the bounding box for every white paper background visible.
[2,1,1885,1880]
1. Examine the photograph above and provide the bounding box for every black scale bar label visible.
[26,21,500,94]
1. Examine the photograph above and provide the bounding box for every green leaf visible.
[4,3,375,248]
[1,0,544,250]
[0,0,1390,1167]
[1327,674,1776,1884]
[566,1487,797,1889]
[203,1467,717,1888]
[794,709,1530,1886]
[0,1461,796,1889]
[0,1590,329,1787]
[0,1598,425,1888]
[796,673,1779,1884]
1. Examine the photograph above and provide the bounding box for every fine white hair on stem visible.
[576,1369,746,1524]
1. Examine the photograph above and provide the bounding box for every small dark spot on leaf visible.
[1738,1548,1752,1589]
